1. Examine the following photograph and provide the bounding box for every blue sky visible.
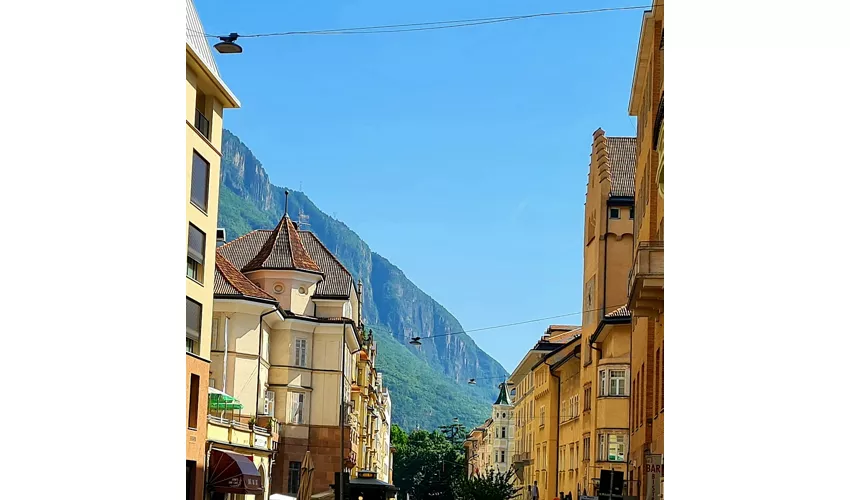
[197,0,643,371]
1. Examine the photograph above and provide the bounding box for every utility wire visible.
[366,303,623,341]
[195,4,654,39]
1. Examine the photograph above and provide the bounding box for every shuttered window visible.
[186,298,202,354]
[190,151,210,212]
[187,224,206,282]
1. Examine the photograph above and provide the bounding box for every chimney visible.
[216,228,226,247]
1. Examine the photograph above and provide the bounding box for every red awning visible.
[207,449,264,495]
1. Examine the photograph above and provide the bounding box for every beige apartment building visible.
[214,208,364,496]
[185,0,240,499]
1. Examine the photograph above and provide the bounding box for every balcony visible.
[627,241,664,317]
[194,108,211,139]
[207,414,277,451]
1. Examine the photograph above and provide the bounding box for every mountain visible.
[218,129,508,430]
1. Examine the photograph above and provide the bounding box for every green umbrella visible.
[208,387,243,411]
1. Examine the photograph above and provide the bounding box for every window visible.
[501,427,506,439]
[264,390,275,416]
[638,367,644,425]
[209,378,216,389]
[629,206,635,219]
[186,297,202,355]
[290,392,305,424]
[294,338,308,367]
[609,207,620,219]
[188,374,200,429]
[187,460,196,500]
[597,433,626,462]
[655,348,661,416]
[599,367,628,396]
[540,406,545,427]
[187,224,206,282]
[194,91,211,139]
[288,461,302,494]
[583,277,595,334]
[190,151,210,212]
[263,329,270,361]
[583,384,592,412]
[582,435,591,461]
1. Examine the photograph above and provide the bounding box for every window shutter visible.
[190,152,210,211]
[186,298,201,340]
[188,224,206,264]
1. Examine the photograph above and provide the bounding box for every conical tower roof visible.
[494,382,511,406]
[242,214,322,275]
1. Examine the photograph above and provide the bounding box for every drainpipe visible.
[340,324,347,483]
[544,360,562,498]
[256,309,277,419]
[222,316,229,394]
[203,441,214,500]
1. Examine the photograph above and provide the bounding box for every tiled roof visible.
[299,231,353,298]
[214,253,277,302]
[607,136,637,198]
[218,230,272,270]
[604,305,631,319]
[243,215,322,274]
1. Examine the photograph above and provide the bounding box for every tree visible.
[452,468,522,500]
[391,426,466,500]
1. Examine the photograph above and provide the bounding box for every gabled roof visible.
[242,215,322,274]
[299,231,353,298]
[607,137,637,198]
[494,382,511,406]
[214,252,277,303]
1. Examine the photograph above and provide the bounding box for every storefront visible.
[207,449,265,500]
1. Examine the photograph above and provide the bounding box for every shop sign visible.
[645,454,663,500]
[254,434,268,448]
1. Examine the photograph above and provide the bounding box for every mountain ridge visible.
[217,129,508,430]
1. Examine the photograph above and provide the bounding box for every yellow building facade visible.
[501,126,638,499]
[627,2,664,498]
[185,1,240,499]
[508,333,577,500]
[352,331,394,483]
[579,129,636,496]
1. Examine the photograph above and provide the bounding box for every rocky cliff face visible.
[217,129,508,430]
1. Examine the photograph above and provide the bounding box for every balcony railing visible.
[627,241,664,317]
[194,108,211,139]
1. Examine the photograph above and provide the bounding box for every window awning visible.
[207,449,263,495]
[208,387,243,411]
[349,476,398,492]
